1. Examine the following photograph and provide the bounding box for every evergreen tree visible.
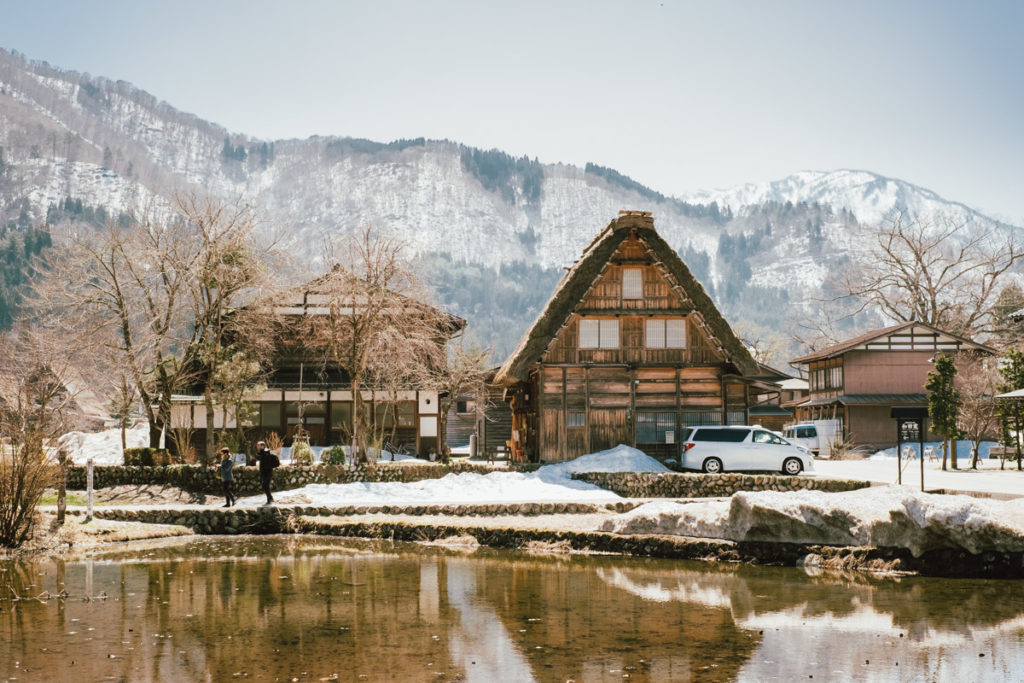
[998,349,1024,471]
[926,354,962,470]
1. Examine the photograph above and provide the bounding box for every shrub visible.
[290,440,313,464]
[321,445,347,465]
[124,447,170,467]
[0,444,57,547]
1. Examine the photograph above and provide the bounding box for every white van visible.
[680,426,814,475]
[783,424,819,456]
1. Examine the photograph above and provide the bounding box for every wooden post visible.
[561,366,568,459]
[630,366,637,447]
[675,367,682,461]
[584,366,591,454]
[56,447,67,526]
[86,457,94,523]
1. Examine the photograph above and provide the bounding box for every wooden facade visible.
[495,211,770,463]
[170,269,463,459]
[791,322,996,450]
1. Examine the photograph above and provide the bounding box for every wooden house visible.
[445,370,514,457]
[171,267,464,458]
[493,211,775,463]
[790,321,995,450]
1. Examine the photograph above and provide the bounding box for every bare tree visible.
[174,193,280,462]
[956,357,1002,470]
[38,213,198,448]
[833,210,1024,336]
[0,320,84,547]
[433,342,491,462]
[39,195,281,461]
[300,227,451,463]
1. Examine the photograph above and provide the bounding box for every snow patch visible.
[243,444,664,506]
[601,486,1024,557]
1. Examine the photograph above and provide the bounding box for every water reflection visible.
[1,537,1023,682]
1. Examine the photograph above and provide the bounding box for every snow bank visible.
[601,486,1024,557]
[57,423,149,465]
[245,444,666,506]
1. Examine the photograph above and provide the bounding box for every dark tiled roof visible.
[791,321,995,364]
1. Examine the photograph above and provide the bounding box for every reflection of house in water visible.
[170,267,465,458]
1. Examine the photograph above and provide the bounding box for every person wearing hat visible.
[219,447,235,507]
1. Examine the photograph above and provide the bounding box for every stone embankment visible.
[78,503,1023,579]
[572,472,869,497]
[66,461,501,496]
[68,464,870,499]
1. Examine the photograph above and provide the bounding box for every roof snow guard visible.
[494,211,758,386]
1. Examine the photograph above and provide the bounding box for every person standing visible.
[219,447,235,507]
[255,440,278,504]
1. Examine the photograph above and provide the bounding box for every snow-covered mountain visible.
[683,169,1011,234]
[0,48,1019,357]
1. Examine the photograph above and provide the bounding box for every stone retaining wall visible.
[81,505,1024,578]
[571,472,870,498]
[66,461,501,495]
[88,501,627,533]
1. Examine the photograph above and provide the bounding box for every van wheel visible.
[702,457,723,474]
[782,457,803,475]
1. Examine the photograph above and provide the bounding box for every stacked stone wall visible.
[571,472,870,497]
[66,462,500,495]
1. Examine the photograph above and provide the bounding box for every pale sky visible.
[2,0,1023,223]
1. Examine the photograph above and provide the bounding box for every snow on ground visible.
[601,486,1024,557]
[57,423,149,465]
[242,444,668,506]
[814,455,1024,497]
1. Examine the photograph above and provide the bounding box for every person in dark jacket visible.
[255,441,277,504]
[219,447,235,507]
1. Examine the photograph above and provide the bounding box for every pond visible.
[3,537,1024,682]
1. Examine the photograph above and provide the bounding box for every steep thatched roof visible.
[494,211,758,385]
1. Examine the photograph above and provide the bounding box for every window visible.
[567,411,585,428]
[397,401,416,427]
[753,430,785,444]
[456,399,476,414]
[646,318,687,348]
[623,268,643,299]
[637,412,676,443]
[260,403,281,428]
[330,402,351,430]
[691,427,749,443]
[579,319,619,349]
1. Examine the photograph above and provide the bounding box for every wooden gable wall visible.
[526,233,745,463]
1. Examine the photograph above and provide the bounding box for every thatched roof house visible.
[495,210,772,464]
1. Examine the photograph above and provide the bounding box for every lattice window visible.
[580,319,619,349]
[623,268,643,299]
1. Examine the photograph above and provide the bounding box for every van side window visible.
[692,428,749,443]
[753,430,780,444]
[797,427,815,438]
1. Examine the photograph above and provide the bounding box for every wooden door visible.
[589,408,630,453]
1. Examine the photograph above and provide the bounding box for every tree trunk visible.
[941,440,947,471]
[950,438,958,470]
[203,386,216,466]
